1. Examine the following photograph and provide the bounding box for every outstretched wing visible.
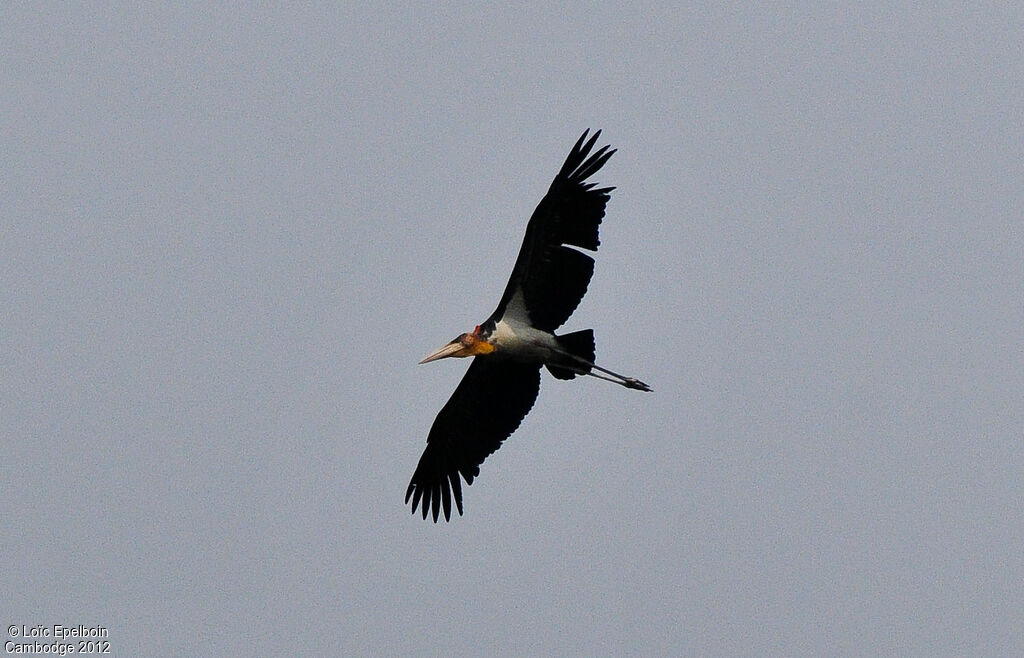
[489,129,616,331]
[406,358,542,522]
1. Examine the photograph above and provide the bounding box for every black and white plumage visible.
[407,130,651,522]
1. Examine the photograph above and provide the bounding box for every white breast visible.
[492,318,559,362]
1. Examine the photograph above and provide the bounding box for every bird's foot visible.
[623,377,652,392]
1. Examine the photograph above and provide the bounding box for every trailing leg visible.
[547,329,651,392]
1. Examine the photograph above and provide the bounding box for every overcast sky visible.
[3,4,1022,656]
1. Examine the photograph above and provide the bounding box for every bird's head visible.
[419,325,496,364]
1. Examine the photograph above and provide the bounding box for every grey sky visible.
[2,4,1021,656]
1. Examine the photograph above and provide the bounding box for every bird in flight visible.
[407,130,651,522]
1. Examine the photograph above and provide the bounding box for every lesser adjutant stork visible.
[407,130,651,522]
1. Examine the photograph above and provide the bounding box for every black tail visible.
[546,329,595,380]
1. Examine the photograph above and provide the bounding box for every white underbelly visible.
[492,319,559,362]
